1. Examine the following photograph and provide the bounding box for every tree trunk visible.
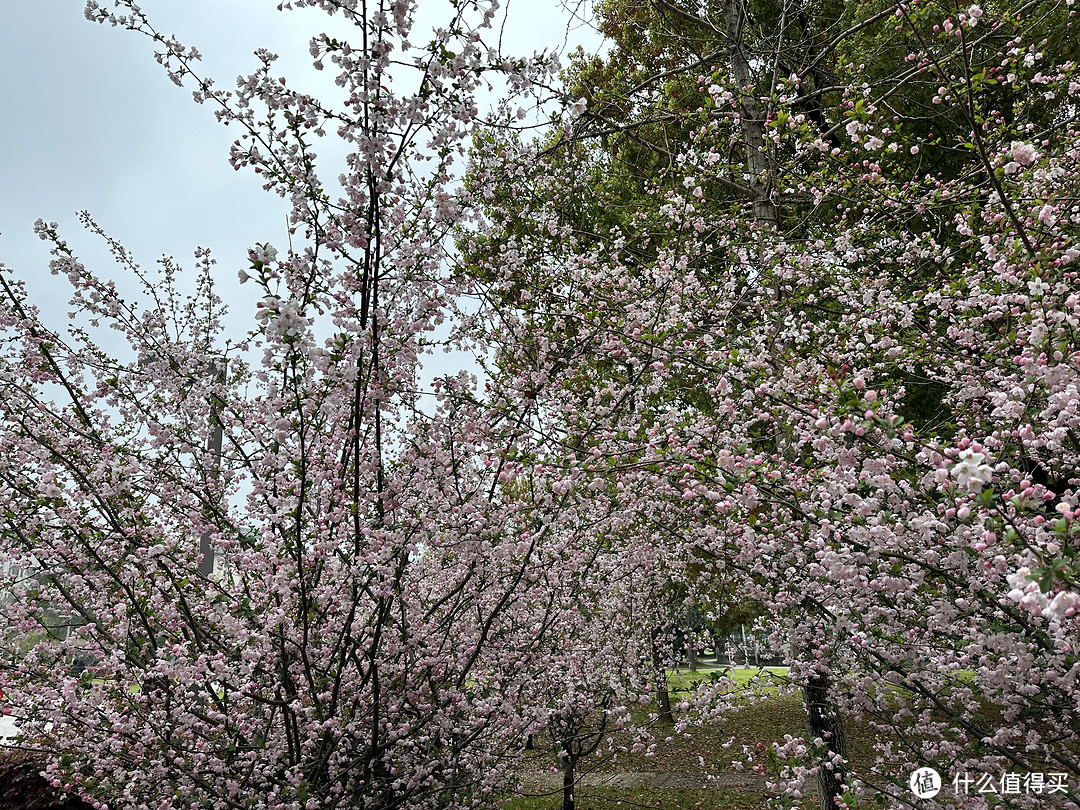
[720,4,847,802]
[804,669,847,810]
[687,644,698,673]
[651,628,676,724]
[561,752,576,810]
[721,0,780,236]
[655,675,675,725]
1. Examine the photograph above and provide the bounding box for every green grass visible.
[501,785,768,810]
[509,671,897,800]
[512,690,810,778]
[666,666,789,696]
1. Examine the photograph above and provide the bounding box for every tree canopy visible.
[2,1,1080,809]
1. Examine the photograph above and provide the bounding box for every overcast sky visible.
[0,0,602,385]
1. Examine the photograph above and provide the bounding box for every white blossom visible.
[251,243,278,265]
[950,448,994,492]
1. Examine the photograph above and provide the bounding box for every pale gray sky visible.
[0,1,603,381]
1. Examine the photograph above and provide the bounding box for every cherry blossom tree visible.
[463,0,1080,806]
[6,0,1080,808]
[0,1,638,809]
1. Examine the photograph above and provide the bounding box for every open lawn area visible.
[502,666,989,809]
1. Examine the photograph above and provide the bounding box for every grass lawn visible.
[502,785,769,810]
[667,666,789,696]
[502,665,907,809]
[503,665,1059,809]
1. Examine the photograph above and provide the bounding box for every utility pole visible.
[139,353,225,578]
[200,359,225,578]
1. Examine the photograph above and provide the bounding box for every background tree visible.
[0,2,600,809]
[465,1,1080,807]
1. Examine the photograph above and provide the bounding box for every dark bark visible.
[649,626,676,724]
[655,679,675,724]
[561,753,576,810]
[804,669,847,810]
